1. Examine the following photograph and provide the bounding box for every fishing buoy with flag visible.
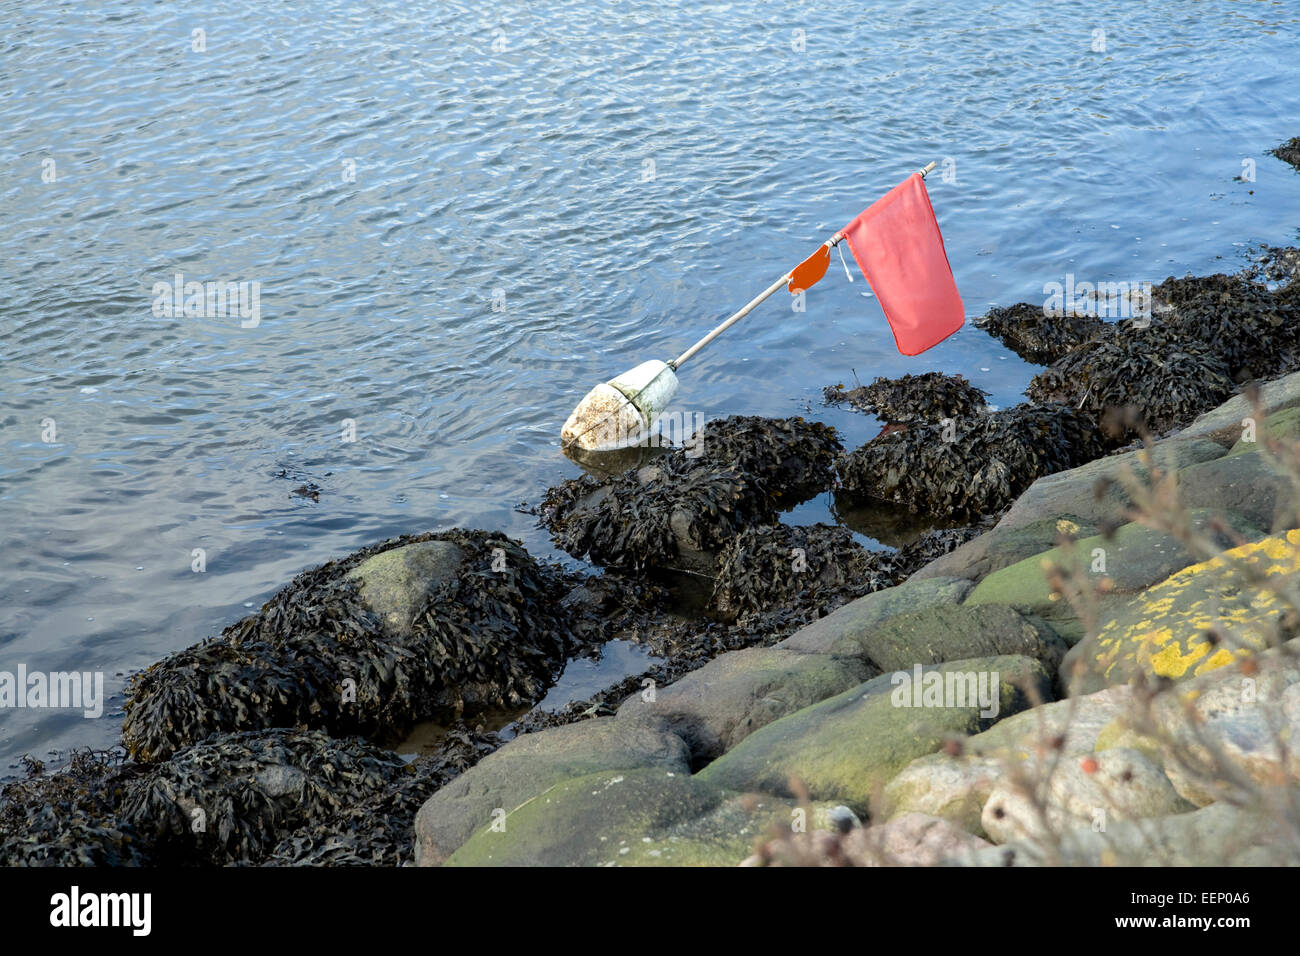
[561,161,963,451]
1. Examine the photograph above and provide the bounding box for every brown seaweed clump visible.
[1152,273,1300,382]
[1026,319,1236,435]
[1273,137,1300,171]
[709,524,896,624]
[0,751,148,866]
[837,403,1107,522]
[119,729,410,865]
[123,529,577,762]
[975,302,1106,365]
[824,372,990,423]
[540,416,842,572]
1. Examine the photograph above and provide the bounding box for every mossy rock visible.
[615,646,875,766]
[695,655,1053,817]
[995,438,1226,533]
[444,768,793,867]
[849,603,1067,672]
[414,718,691,865]
[778,576,973,655]
[910,515,1099,584]
[1178,369,1300,445]
[967,511,1263,622]
[1062,530,1300,693]
[1176,451,1297,532]
[1227,404,1300,456]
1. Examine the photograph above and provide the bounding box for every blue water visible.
[2,0,1299,770]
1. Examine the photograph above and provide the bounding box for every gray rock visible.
[980,747,1193,844]
[841,812,993,865]
[910,515,1100,584]
[880,753,1003,835]
[616,645,875,766]
[1174,451,1296,533]
[853,603,1068,673]
[777,577,973,655]
[414,717,690,865]
[962,802,1292,866]
[1176,370,1300,444]
[346,540,466,636]
[994,438,1226,533]
[696,655,1053,816]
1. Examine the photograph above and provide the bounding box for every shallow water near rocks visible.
[3,1,1300,771]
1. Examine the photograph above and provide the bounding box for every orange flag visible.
[839,173,964,355]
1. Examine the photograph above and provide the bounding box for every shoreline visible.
[4,236,1300,864]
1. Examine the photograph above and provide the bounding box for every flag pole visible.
[668,160,937,371]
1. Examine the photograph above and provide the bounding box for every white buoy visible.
[561,359,679,451]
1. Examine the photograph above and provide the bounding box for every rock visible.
[1176,368,1300,444]
[1174,450,1296,532]
[980,747,1193,845]
[346,540,465,636]
[962,802,1291,866]
[879,753,1003,835]
[910,515,1100,584]
[847,603,1068,673]
[695,656,1053,816]
[965,511,1262,642]
[443,768,790,866]
[994,438,1226,533]
[123,530,575,761]
[962,685,1135,759]
[1141,638,1300,806]
[841,812,993,865]
[414,717,690,865]
[777,576,973,655]
[837,403,1110,522]
[1227,404,1300,456]
[1062,530,1300,693]
[615,646,874,767]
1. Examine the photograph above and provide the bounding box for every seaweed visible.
[836,403,1108,522]
[975,302,1107,365]
[119,729,410,866]
[0,750,147,866]
[123,529,576,761]
[709,523,898,623]
[1027,319,1236,435]
[1152,273,1299,382]
[1273,136,1300,171]
[824,372,990,423]
[540,416,842,571]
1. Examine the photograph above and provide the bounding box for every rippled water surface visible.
[3,1,1300,768]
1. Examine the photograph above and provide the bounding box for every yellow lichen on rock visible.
[1070,530,1300,690]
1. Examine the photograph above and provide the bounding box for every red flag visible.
[839,173,964,355]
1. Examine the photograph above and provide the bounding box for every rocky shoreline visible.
[4,234,1300,865]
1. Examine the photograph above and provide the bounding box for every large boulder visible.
[696,655,1053,816]
[615,645,875,766]
[414,717,690,865]
[443,768,795,867]
[910,515,1100,584]
[778,577,973,655]
[993,438,1226,533]
[846,603,1067,673]
[123,530,575,761]
[1061,530,1300,693]
[980,747,1193,845]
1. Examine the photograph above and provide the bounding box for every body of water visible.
[3,0,1299,769]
